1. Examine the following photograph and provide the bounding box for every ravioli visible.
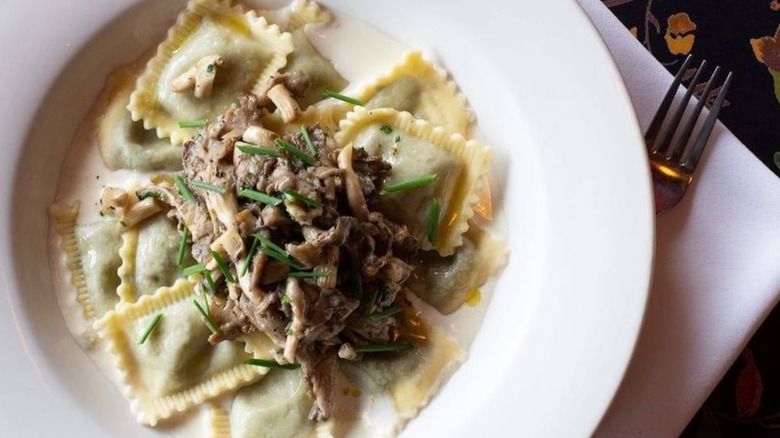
[97,66,182,172]
[357,51,474,135]
[339,321,464,420]
[95,279,274,425]
[406,226,508,314]
[128,0,293,144]
[50,202,123,321]
[336,107,490,255]
[230,370,334,438]
[117,213,191,304]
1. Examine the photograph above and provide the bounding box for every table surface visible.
[580,1,780,436]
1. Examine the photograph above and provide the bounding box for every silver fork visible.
[645,55,733,214]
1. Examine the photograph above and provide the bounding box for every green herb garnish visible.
[276,139,316,166]
[177,227,189,267]
[206,63,215,73]
[210,250,235,283]
[380,174,438,195]
[281,189,323,208]
[244,358,301,370]
[300,125,317,155]
[173,175,195,202]
[427,198,440,245]
[253,233,304,269]
[138,313,163,345]
[204,270,218,293]
[367,306,401,323]
[178,119,207,128]
[354,342,413,353]
[394,135,401,143]
[193,300,220,334]
[240,235,259,277]
[323,89,364,106]
[288,271,328,278]
[183,263,206,277]
[236,141,281,157]
[380,124,393,134]
[254,233,287,256]
[239,189,283,206]
[119,220,128,227]
[282,293,291,305]
[190,180,227,194]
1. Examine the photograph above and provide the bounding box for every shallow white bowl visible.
[0,0,653,436]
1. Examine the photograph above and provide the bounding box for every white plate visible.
[0,0,653,436]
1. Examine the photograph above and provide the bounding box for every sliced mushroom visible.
[121,198,164,227]
[338,145,369,221]
[267,83,301,123]
[100,186,131,217]
[242,125,278,147]
[170,54,223,98]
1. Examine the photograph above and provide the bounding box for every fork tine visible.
[652,59,708,155]
[645,54,693,147]
[680,71,733,171]
[667,66,721,161]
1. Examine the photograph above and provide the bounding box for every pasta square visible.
[50,202,123,322]
[128,0,293,145]
[357,51,474,135]
[336,107,491,255]
[96,279,274,425]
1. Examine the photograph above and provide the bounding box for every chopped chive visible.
[204,270,218,293]
[177,227,189,267]
[236,142,281,157]
[349,253,363,300]
[323,89,364,106]
[394,135,401,144]
[380,174,438,196]
[276,138,316,166]
[300,126,317,155]
[259,246,304,270]
[367,306,401,323]
[173,175,195,202]
[281,189,323,208]
[138,313,163,345]
[244,358,301,370]
[183,263,206,277]
[239,189,283,206]
[190,180,227,194]
[354,342,413,353]
[178,119,207,128]
[201,286,209,311]
[206,63,215,73]
[253,233,287,256]
[427,198,441,245]
[211,250,236,283]
[193,300,220,334]
[380,124,393,134]
[240,235,260,277]
[252,234,305,269]
[281,293,291,305]
[366,286,382,315]
[119,220,128,228]
[288,271,328,278]
[211,250,235,283]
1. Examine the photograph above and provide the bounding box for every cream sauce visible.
[47,4,500,437]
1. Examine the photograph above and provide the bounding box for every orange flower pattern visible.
[665,13,696,55]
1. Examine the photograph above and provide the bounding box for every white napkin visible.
[574,0,780,436]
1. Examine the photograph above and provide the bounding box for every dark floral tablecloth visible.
[605,1,780,437]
